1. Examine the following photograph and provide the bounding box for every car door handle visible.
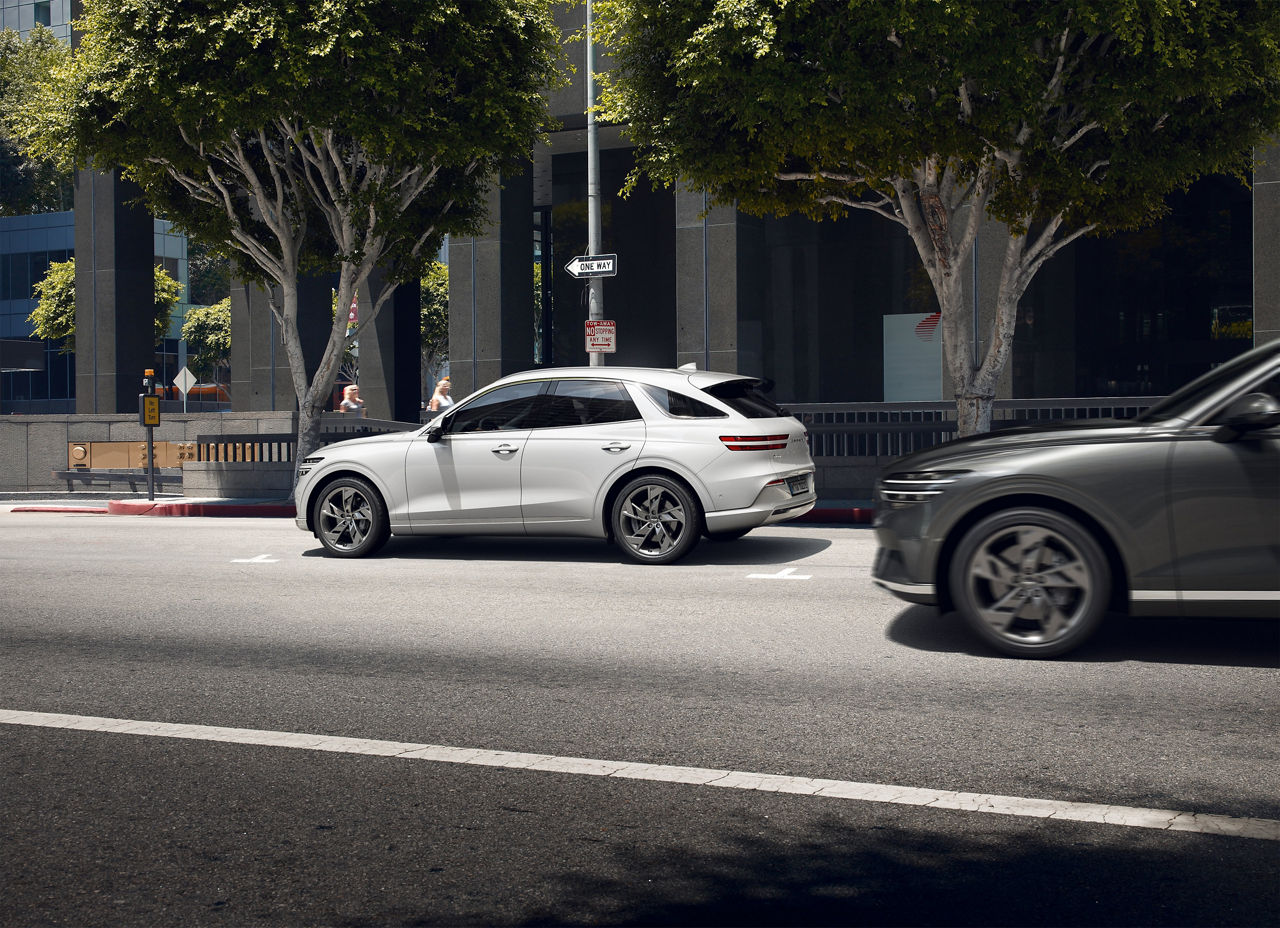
[491,444,519,456]
[601,442,631,453]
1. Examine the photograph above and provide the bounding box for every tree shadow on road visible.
[512,813,1277,928]
[886,605,1280,669]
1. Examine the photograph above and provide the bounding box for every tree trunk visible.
[927,210,1038,438]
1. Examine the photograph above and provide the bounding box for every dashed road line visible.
[3,709,1276,841]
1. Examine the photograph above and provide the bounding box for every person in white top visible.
[429,377,454,412]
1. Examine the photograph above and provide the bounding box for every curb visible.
[106,499,297,518]
[10,506,109,514]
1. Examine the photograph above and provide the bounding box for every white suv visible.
[295,367,817,563]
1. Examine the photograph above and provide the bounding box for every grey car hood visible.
[884,418,1154,472]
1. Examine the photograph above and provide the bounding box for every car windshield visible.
[1135,344,1280,423]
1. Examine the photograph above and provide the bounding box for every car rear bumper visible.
[704,474,818,532]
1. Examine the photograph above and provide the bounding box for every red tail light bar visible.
[719,434,790,451]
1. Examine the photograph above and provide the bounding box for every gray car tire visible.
[312,476,391,558]
[611,475,702,565]
[949,507,1110,658]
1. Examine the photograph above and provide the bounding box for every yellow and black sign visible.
[139,394,160,427]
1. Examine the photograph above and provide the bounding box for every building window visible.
[34,2,52,27]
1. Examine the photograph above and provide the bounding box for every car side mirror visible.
[1213,392,1280,443]
[425,424,445,443]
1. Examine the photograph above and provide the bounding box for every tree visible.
[181,298,232,384]
[17,0,563,463]
[186,238,231,308]
[421,260,449,405]
[0,26,73,215]
[595,0,1280,433]
[29,258,181,353]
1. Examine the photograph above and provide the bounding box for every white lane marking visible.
[746,567,811,580]
[4,710,1276,840]
[230,554,278,564]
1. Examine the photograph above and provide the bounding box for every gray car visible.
[872,340,1280,658]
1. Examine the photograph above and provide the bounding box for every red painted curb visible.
[106,500,296,518]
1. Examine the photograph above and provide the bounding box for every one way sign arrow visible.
[565,254,618,278]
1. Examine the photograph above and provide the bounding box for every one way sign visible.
[565,254,618,278]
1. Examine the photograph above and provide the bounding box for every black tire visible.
[311,476,390,558]
[611,475,702,565]
[949,507,1110,658]
[703,527,751,542]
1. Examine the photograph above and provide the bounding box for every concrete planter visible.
[182,461,294,499]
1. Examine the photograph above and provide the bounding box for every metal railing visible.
[195,414,418,463]
[789,397,1159,459]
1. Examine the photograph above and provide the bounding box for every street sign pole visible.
[586,0,604,367]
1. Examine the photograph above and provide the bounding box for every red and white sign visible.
[585,319,616,353]
[346,295,358,330]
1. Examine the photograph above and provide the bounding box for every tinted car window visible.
[702,380,787,419]
[450,381,544,432]
[640,384,727,419]
[1137,344,1280,422]
[542,380,642,427]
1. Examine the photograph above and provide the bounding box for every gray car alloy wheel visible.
[612,475,701,564]
[950,508,1110,658]
[313,476,390,558]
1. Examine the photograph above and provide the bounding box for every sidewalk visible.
[5,494,872,523]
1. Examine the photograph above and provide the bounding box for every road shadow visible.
[8,737,1277,928]
[887,605,1280,668]
[507,814,1279,928]
[303,533,831,567]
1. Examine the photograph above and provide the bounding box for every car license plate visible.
[786,475,808,496]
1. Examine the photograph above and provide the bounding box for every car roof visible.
[488,366,756,389]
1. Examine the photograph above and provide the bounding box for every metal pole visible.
[586,0,604,367]
[146,425,155,501]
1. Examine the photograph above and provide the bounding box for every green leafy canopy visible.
[30,259,181,354]
[595,0,1280,233]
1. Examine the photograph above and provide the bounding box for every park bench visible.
[51,468,184,493]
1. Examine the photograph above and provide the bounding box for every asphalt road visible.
[2,505,1277,926]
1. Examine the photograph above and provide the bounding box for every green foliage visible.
[595,0,1280,233]
[596,0,1280,431]
[29,259,181,353]
[0,26,73,215]
[14,0,564,454]
[26,259,75,352]
[19,0,566,288]
[181,298,232,381]
[421,261,449,365]
[153,267,183,342]
[186,238,231,307]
